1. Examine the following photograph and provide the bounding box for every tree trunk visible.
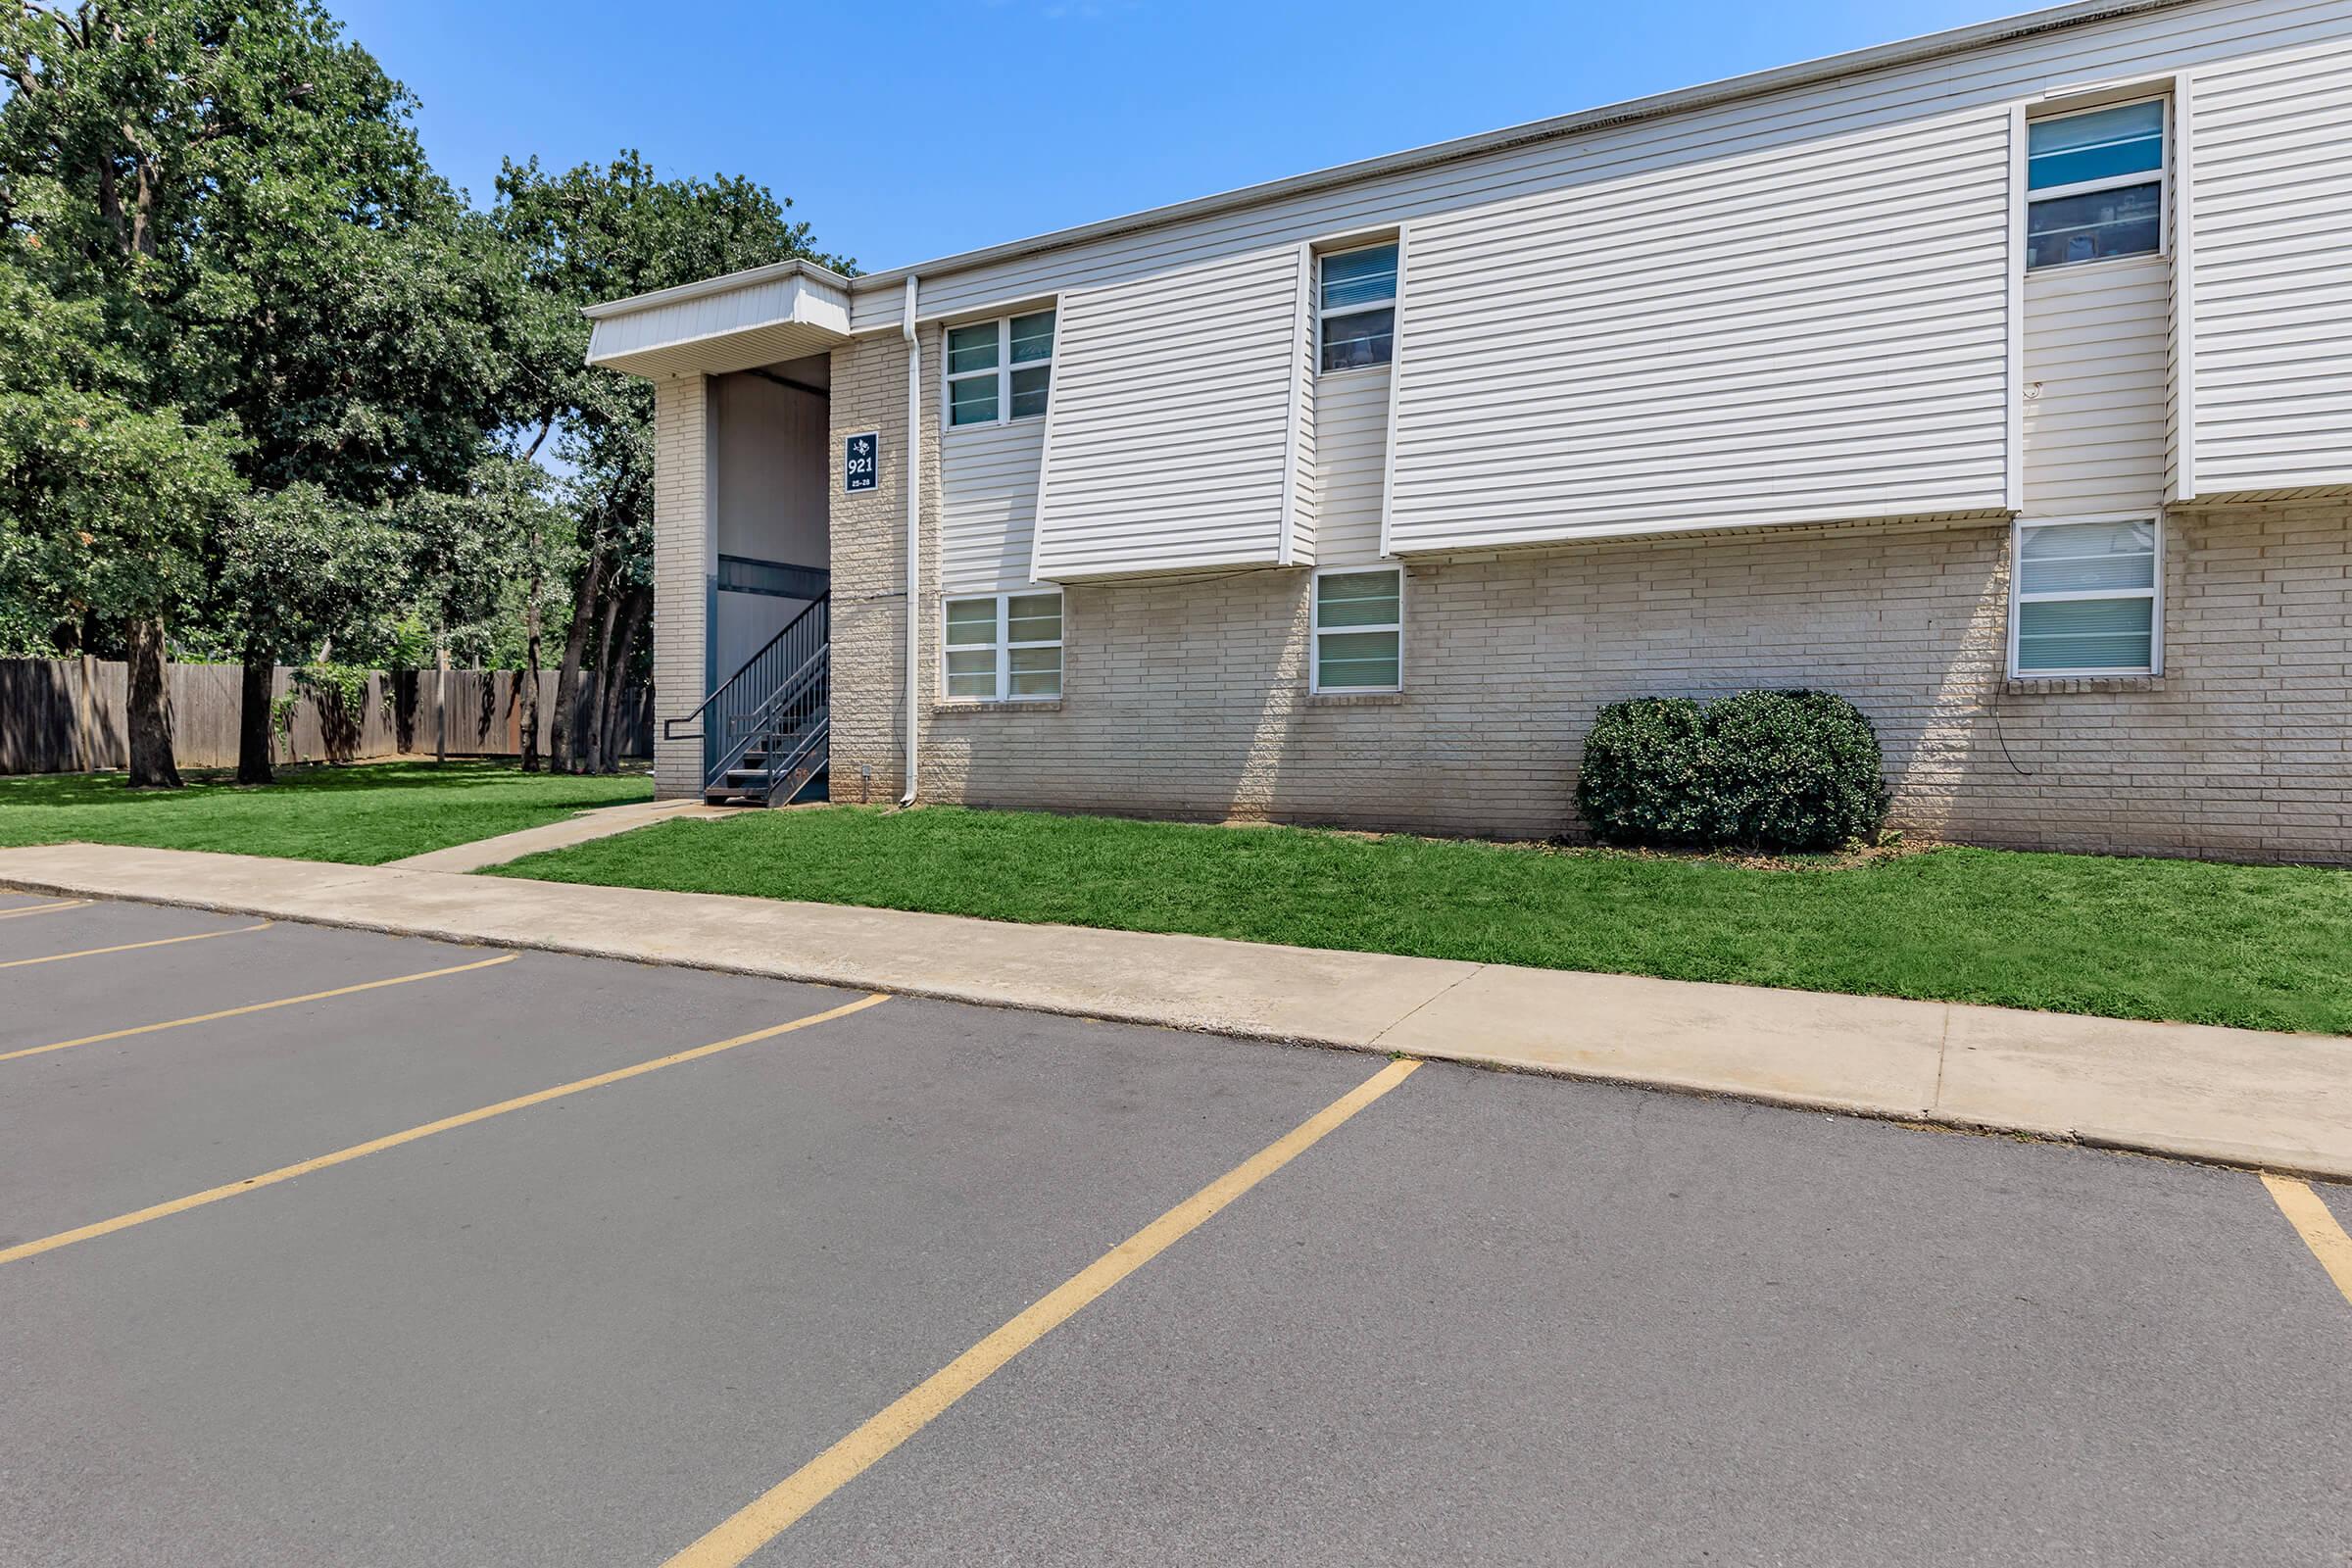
[579,586,623,773]
[236,649,274,785]
[548,547,606,774]
[595,588,650,773]
[124,616,181,789]
[518,528,544,773]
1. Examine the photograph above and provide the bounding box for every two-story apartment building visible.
[587,0,2352,863]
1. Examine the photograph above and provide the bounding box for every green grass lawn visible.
[493,805,2352,1034]
[0,760,652,865]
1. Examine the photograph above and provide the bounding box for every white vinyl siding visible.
[939,415,1047,593]
[2186,39,2352,496]
[847,1,2352,339]
[942,590,1063,701]
[1032,246,1306,579]
[2010,516,2162,675]
[2022,255,2173,514]
[1311,365,1392,564]
[1384,105,2016,553]
[1312,568,1402,692]
[1284,243,1319,567]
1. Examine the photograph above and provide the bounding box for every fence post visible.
[74,655,95,771]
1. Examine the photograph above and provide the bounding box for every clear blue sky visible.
[333,0,2002,274]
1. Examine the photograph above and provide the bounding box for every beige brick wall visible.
[802,330,2351,863]
[821,324,940,806]
[651,374,711,800]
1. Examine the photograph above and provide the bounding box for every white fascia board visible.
[583,267,855,375]
[580,258,855,322]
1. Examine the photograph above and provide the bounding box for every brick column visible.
[825,330,924,804]
[652,373,714,800]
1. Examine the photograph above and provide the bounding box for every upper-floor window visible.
[2026,99,2165,270]
[947,309,1055,427]
[1318,243,1397,372]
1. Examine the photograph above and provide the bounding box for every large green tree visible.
[494,151,849,772]
[210,481,404,760]
[0,0,538,783]
[0,248,243,784]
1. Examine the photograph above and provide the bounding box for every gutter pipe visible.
[901,276,921,806]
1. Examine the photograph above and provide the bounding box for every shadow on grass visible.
[0,760,651,809]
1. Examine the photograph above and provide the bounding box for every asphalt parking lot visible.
[2,891,2347,1567]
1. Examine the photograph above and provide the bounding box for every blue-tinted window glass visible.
[2029,101,2164,191]
[1321,244,1397,311]
[2027,182,2162,269]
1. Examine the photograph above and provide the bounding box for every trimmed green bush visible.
[1574,697,1711,845]
[1576,689,1890,852]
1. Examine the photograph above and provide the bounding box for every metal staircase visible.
[663,594,829,807]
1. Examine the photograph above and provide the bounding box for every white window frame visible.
[1316,240,1398,376]
[943,309,1055,430]
[2023,94,2171,272]
[1309,565,1404,695]
[2008,514,2164,679]
[940,589,1064,703]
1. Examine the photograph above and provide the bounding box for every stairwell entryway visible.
[666,593,830,807]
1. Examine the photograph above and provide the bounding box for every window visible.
[943,591,1063,700]
[2011,517,2160,676]
[1312,568,1401,692]
[946,310,1055,428]
[2026,99,2165,270]
[1318,242,1396,372]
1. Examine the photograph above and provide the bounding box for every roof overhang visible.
[582,259,854,378]
[580,0,2196,343]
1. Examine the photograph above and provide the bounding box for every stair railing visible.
[758,711,830,806]
[744,621,831,802]
[662,593,829,794]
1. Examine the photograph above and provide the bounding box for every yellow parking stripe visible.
[0,899,93,920]
[0,953,517,1063]
[0,921,274,970]
[2262,1173,2352,1308]
[0,992,889,1267]
[661,1055,1422,1568]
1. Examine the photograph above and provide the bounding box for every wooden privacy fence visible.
[0,660,650,775]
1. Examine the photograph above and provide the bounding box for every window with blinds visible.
[1312,567,1403,692]
[943,591,1064,701]
[2026,99,2165,270]
[2011,517,2160,676]
[1318,242,1397,372]
[947,309,1056,427]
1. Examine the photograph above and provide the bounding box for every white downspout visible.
[900,275,921,806]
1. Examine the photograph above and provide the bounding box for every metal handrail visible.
[760,713,830,806]
[662,592,830,745]
[663,593,829,797]
[731,644,827,735]
[710,645,827,789]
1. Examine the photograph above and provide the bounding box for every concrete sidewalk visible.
[1,841,2344,1180]
[385,797,731,872]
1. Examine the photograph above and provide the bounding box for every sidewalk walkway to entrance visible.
[386,796,732,873]
[1,841,2344,1182]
